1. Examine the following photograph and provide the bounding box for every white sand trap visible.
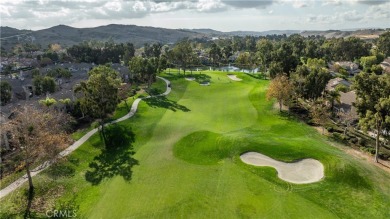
[200,82,210,86]
[185,77,196,81]
[240,152,324,184]
[227,74,242,81]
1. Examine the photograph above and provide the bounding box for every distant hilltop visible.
[1,24,388,49]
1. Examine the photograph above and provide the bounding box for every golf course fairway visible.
[1,71,390,218]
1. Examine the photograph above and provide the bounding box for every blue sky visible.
[0,0,389,31]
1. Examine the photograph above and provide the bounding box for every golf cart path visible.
[0,76,171,199]
[241,152,324,184]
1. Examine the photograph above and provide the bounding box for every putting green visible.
[1,71,390,218]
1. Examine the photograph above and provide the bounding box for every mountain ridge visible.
[1,24,388,50]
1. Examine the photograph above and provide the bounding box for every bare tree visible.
[1,106,71,217]
[337,109,357,135]
[310,99,331,134]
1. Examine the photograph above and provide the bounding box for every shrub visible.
[358,137,367,146]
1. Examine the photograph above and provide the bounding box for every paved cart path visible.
[0,76,171,199]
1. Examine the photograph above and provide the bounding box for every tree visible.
[118,83,133,112]
[39,76,56,94]
[291,64,331,101]
[354,72,390,162]
[370,64,383,75]
[40,57,52,67]
[221,45,233,64]
[376,31,390,57]
[337,110,357,136]
[44,76,56,92]
[360,56,378,72]
[266,74,293,112]
[273,42,299,76]
[268,61,284,79]
[1,106,70,217]
[143,43,162,58]
[31,68,40,78]
[129,57,159,88]
[256,39,273,74]
[0,81,12,105]
[209,43,222,68]
[74,66,121,146]
[33,76,43,95]
[310,99,331,134]
[326,90,341,116]
[335,84,349,93]
[39,97,57,107]
[129,56,144,82]
[145,57,159,89]
[171,40,195,75]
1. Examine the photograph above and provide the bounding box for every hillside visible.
[1,24,208,49]
[301,29,387,39]
[1,25,389,50]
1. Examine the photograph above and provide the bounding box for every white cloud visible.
[196,0,226,12]
[105,1,122,12]
[322,0,342,6]
[0,0,389,31]
[364,2,390,19]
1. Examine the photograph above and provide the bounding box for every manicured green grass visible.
[1,71,390,219]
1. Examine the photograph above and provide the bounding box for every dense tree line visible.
[180,32,390,76]
[67,41,135,64]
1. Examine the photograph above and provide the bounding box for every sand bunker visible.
[200,82,210,86]
[227,74,242,81]
[240,152,324,184]
[185,77,196,81]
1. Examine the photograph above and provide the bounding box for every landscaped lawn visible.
[1,71,390,218]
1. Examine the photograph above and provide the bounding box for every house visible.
[380,57,390,74]
[334,61,361,75]
[336,91,357,116]
[326,77,351,91]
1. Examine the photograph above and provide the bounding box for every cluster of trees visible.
[179,32,390,77]
[167,40,198,74]
[266,58,332,111]
[67,41,135,64]
[267,61,390,162]
[45,67,72,79]
[354,73,390,162]
[128,43,167,87]
[31,67,71,96]
[33,76,56,95]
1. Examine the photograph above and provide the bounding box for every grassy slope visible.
[1,72,390,218]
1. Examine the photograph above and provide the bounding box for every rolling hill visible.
[1,24,388,50]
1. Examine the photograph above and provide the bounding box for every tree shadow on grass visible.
[148,87,164,96]
[144,96,190,112]
[246,73,266,80]
[278,107,309,123]
[85,124,138,185]
[279,111,299,121]
[192,73,211,84]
